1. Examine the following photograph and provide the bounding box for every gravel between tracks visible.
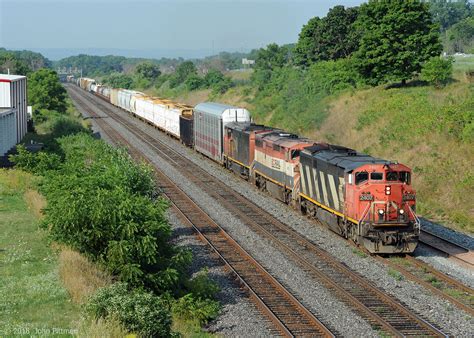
[167,211,273,336]
[71,87,474,336]
[70,89,377,337]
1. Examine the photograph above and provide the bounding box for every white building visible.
[0,108,17,156]
[0,74,28,143]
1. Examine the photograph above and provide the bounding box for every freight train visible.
[71,76,420,254]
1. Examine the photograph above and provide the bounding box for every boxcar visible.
[193,102,251,163]
[223,123,274,178]
[118,89,144,113]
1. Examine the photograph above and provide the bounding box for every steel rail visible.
[67,85,335,337]
[420,229,474,269]
[68,85,448,337]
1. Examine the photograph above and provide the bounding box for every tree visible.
[354,0,442,85]
[252,43,291,89]
[444,17,474,53]
[185,74,205,91]
[0,52,31,76]
[135,62,161,81]
[28,69,67,112]
[421,56,453,87]
[294,6,360,67]
[169,61,197,88]
[54,54,125,77]
[103,72,134,89]
[254,43,290,72]
[293,17,323,67]
[204,69,225,87]
[428,0,472,31]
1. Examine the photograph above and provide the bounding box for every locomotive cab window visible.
[370,172,383,180]
[291,149,300,159]
[386,171,398,181]
[399,171,411,184]
[355,171,368,185]
[256,139,263,147]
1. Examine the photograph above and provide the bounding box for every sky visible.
[0,0,364,60]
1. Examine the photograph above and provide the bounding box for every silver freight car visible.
[193,102,250,163]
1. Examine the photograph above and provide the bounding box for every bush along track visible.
[10,133,220,337]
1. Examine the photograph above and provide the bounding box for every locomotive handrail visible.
[407,203,421,232]
[358,203,371,225]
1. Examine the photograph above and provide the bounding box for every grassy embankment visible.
[0,169,79,336]
[153,58,473,233]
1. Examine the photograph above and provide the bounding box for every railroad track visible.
[66,84,449,337]
[420,228,474,269]
[67,86,335,337]
[377,254,474,317]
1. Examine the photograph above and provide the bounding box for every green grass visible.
[387,268,404,281]
[0,169,80,337]
[453,55,474,74]
[172,317,216,338]
[352,247,368,258]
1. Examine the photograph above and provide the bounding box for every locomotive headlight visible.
[378,209,384,215]
[399,209,405,215]
[385,186,391,195]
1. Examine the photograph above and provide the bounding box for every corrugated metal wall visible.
[0,109,18,156]
[0,77,28,143]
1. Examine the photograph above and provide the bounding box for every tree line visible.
[266,0,469,86]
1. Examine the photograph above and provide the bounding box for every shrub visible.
[306,59,360,95]
[185,269,219,300]
[204,69,225,87]
[85,283,172,337]
[37,134,187,291]
[172,294,220,325]
[10,145,61,175]
[185,74,206,91]
[421,57,453,88]
[211,76,232,94]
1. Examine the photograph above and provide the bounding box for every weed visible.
[425,275,443,289]
[388,268,404,281]
[352,247,367,258]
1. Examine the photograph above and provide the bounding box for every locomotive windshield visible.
[386,171,398,181]
[355,171,368,184]
[399,171,411,184]
[370,172,383,180]
[386,171,411,184]
[291,149,300,159]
